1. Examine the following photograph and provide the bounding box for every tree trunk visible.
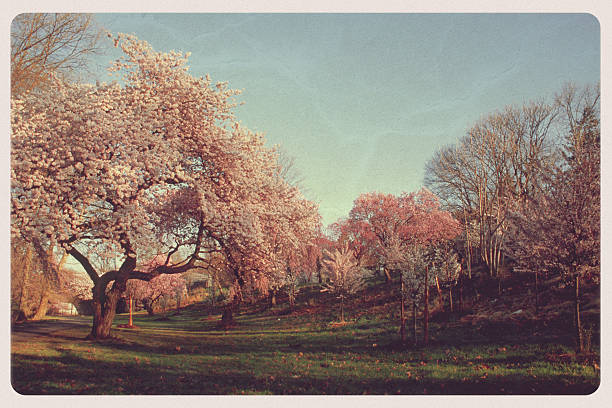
[424,266,429,346]
[289,289,296,309]
[88,264,135,339]
[458,285,463,313]
[463,209,472,280]
[384,268,392,283]
[435,276,444,312]
[340,295,344,322]
[145,299,155,316]
[534,270,539,315]
[31,284,50,321]
[89,284,123,339]
[412,301,418,347]
[221,306,233,325]
[269,290,277,307]
[400,278,406,343]
[449,287,454,313]
[575,274,583,353]
[18,244,34,318]
[145,295,162,316]
[488,239,495,277]
[221,295,240,326]
[31,244,67,321]
[466,244,472,280]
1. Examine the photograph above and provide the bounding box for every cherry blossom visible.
[11,33,320,338]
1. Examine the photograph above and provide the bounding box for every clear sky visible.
[90,13,600,227]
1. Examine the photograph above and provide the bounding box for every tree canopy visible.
[11,33,320,338]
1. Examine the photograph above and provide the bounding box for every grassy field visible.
[11,295,600,395]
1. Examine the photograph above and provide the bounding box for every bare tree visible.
[276,146,305,189]
[425,99,559,278]
[11,13,103,96]
[508,85,600,353]
[11,236,68,321]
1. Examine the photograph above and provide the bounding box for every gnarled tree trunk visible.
[88,254,136,339]
[89,279,126,339]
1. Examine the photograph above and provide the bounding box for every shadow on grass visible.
[11,319,91,342]
[11,350,598,395]
[11,311,599,395]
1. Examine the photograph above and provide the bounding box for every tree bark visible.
[90,283,123,339]
[88,254,136,339]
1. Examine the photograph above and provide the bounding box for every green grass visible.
[11,303,600,395]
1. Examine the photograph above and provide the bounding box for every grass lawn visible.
[11,300,600,395]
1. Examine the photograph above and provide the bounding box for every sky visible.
[90,13,600,227]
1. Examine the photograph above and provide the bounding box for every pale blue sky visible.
[91,13,600,227]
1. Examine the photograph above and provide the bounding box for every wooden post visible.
[129,294,133,327]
